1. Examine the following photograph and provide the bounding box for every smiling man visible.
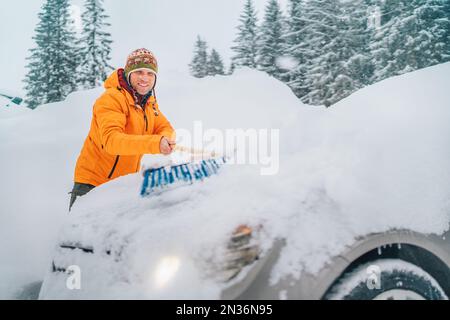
[70,48,176,211]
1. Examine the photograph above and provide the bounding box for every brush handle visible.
[173,145,216,157]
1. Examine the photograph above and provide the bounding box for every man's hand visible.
[160,136,176,155]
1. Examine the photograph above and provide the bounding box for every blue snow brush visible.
[140,146,227,196]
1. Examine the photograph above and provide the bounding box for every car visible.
[0,91,23,107]
[37,63,450,300]
[37,171,450,300]
[224,228,450,300]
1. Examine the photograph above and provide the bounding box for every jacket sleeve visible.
[153,103,176,140]
[94,93,163,156]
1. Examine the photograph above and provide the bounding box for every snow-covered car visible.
[0,91,29,121]
[41,214,450,300]
[0,91,23,108]
[36,63,450,300]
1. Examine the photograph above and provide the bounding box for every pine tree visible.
[257,0,286,80]
[369,0,450,82]
[206,49,225,76]
[23,1,53,109]
[227,0,449,106]
[231,0,259,69]
[189,36,209,78]
[400,0,449,70]
[297,0,343,105]
[293,0,373,106]
[23,0,79,109]
[78,0,114,89]
[329,0,373,104]
[228,62,236,75]
[283,0,308,99]
[443,0,450,57]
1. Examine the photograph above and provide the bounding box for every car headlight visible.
[218,224,261,282]
[153,256,181,288]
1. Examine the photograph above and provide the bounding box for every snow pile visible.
[1,63,450,299]
[0,90,100,298]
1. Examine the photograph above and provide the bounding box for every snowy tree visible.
[329,0,374,104]
[228,62,236,75]
[282,0,308,98]
[295,0,344,105]
[24,0,79,109]
[78,0,114,89]
[231,0,259,69]
[23,1,53,109]
[206,49,225,76]
[369,0,450,82]
[257,0,287,80]
[398,0,450,70]
[287,0,373,106]
[443,0,450,56]
[227,0,449,106]
[189,36,209,78]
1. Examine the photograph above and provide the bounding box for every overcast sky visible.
[0,0,288,96]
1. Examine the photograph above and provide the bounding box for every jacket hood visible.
[104,69,121,90]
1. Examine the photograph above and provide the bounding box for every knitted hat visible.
[124,48,158,82]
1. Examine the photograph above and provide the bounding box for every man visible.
[69,48,175,211]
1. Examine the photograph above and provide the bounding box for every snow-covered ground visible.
[1,63,450,299]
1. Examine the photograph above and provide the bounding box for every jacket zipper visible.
[137,104,148,132]
[144,112,148,131]
[108,155,120,179]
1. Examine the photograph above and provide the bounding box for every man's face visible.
[129,69,156,95]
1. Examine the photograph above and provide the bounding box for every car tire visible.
[325,259,448,300]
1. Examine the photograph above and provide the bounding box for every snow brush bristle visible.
[140,146,227,196]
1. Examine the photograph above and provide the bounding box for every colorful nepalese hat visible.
[124,48,158,82]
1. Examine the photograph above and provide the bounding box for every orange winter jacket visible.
[74,69,175,186]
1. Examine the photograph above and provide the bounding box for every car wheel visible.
[325,259,448,300]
